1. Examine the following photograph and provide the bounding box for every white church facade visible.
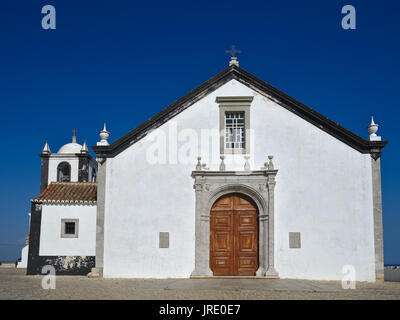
[25,58,387,281]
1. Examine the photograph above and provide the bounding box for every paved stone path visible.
[1,269,400,300]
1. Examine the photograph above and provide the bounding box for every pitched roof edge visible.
[231,67,388,156]
[32,182,98,204]
[92,65,387,158]
[92,66,235,157]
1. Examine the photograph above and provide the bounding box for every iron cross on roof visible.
[72,128,77,143]
[226,45,241,66]
[225,45,241,58]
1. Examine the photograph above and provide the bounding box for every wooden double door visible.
[210,194,259,276]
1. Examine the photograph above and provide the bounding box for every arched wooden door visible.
[210,193,258,276]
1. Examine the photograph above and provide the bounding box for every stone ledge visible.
[190,275,280,279]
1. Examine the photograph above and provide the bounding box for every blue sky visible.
[0,0,399,263]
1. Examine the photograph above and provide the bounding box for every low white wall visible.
[385,267,400,282]
[17,245,29,268]
[0,263,15,268]
[39,204,96,256]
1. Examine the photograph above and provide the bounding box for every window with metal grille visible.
[65,222,75,235]
[225,112,245,149]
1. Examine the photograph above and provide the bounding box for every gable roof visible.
[92,65,387,158]
[32,182,97,204]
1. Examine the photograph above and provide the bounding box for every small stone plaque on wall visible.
[159,232,169,248]
[289,232,301,248]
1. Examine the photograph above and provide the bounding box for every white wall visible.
[17,245,28,268]
[103,79,375,281]
[39,204,97,256]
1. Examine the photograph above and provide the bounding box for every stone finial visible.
[97,123,110,146]
[267,155,274,170]
[42,141,51,154]
[229,57,239,67]
[196,157,202,170]
[219,155,226,171]
[201,163,209,171]
[81,141,88,153]
[244,156,250,171]
[367,116,381,141]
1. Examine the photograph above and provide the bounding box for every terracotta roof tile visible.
[32,182,97,204]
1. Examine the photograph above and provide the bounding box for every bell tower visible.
[38,130,98,193]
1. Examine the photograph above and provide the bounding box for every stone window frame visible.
[217,96,253,155]
[61,219,79,238]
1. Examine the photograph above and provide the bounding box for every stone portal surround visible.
[191,169,279,277]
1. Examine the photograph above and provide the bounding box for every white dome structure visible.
[57,142,83,154]
[57,129,83,154]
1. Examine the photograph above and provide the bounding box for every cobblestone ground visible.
[1,269,400,300]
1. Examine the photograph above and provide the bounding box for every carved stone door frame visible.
[191,170,279,277]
